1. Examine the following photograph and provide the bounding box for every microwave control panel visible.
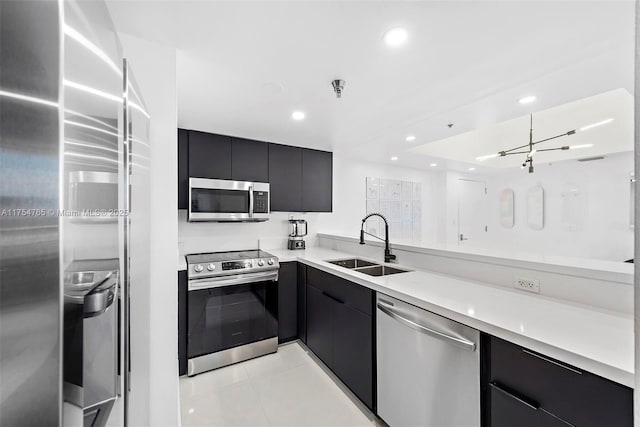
[253,191,269,213]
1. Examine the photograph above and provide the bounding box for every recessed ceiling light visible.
[405,135,416,142]
[291,111,305,121]
[384,28,408,47]
[430,163,438,167]
[391,156,399,161]
[468,167,476,171]
[518,95,536,104]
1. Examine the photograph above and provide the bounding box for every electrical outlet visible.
[514,277,540,293]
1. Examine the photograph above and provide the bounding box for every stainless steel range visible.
[186,250,280,376]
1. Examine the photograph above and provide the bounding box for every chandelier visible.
[476,114,595,173]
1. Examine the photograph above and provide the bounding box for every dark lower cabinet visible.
[332,302,373,409]
[489,384,569,427]
[277,262,297,343]
[304,267,374,411]
[296,263,307,343]
[178,270,187,376]
[483,334,633,427]
[306,284,334,367]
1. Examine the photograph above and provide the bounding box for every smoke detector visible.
[331,79,346,98]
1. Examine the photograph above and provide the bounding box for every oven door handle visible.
[188,270,279,290]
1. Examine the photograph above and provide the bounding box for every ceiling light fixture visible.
[384,28,408,46]
[476,153,498,161]
[579,118,614,132]
[291,111,305,121]
[468,167,476,171]
[391,156,399,161]
[519,95,537,104]
[478,114,576,173]
[430,163,438,167]
[331,79,346,98]
[406,135,416,142]
[569,144,594,150]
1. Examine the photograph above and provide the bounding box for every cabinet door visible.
[486,335,633,427]
[306,284,333,367]
[188,131,232,179]
[296,263,307,343]
[302,149,332,212]
[231,137,268,182]
[178,129,189,209]
[178,270,187,375]
[489,384,570,427]
[333,302,373,410]
[268,143,302,211]
[277,262,297,343]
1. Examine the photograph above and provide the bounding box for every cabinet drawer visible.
[489,383,571,427]
[306,267,372,315]
[488,335,632,427]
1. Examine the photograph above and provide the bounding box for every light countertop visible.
[178,252,187,271]
[318,233,634,285]
[267,247,634,388]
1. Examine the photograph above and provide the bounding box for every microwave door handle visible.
[248,185,254,218]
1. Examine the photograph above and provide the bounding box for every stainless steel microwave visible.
[188,178,270,222]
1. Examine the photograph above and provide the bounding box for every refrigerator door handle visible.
[377,302,476,351]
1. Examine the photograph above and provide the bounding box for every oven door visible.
[187,272,278,369]
[189,178,252,221]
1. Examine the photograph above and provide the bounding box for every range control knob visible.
[257,260,265,267]
[194,264,204,272]
[207,263,216,271]
[267,259,275,266]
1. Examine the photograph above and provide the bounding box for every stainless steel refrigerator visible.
[0,1,150,425]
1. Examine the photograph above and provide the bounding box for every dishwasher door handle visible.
[377,302,477,351]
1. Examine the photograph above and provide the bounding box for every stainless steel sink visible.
[354,265,411,277]
[327,258,378,269]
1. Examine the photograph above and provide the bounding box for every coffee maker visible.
[288,218,307,250]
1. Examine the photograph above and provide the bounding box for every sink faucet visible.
[359,213,396,263]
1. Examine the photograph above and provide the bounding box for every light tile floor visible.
[180,341,384,427]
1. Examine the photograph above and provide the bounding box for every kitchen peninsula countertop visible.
[268,246,634,388]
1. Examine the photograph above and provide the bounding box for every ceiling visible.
[411,88,633,170]
[106,1,635,171]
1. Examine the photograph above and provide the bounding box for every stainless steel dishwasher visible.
[376,294,480,427]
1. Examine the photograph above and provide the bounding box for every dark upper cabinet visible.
[178,129,189,209]
[177,129,332,212]
[188,131,232,180]
[277,262,298,343]
[268,143,302,212]
[231,137,268,182]
[484,334,633,427]
[302,149,332,212]
[306,284,334,367]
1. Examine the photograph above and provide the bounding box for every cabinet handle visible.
[322,291,344,304]
[489,381,539,410]
[522,349,582,375]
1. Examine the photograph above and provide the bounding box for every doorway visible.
[457,179,488,246]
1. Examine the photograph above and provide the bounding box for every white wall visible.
[434,152,634,262]
[118,33,180,427]
[484,152,633,261]
[178,154,442,254]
